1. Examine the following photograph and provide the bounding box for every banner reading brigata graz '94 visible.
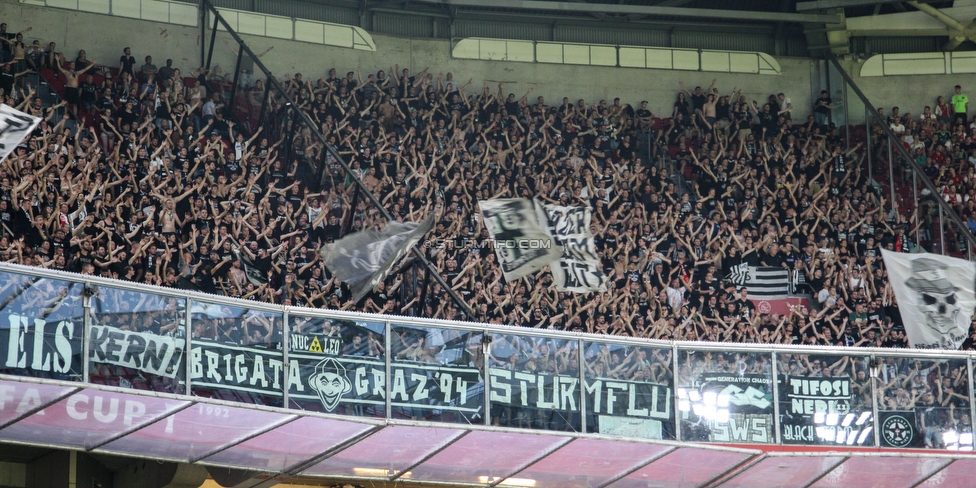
[187,336,673,424]
[0,311,83,379]
[189,334,484,416]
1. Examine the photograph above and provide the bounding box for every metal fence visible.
[1,260,974,451]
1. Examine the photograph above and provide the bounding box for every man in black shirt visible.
[118,47,136,77]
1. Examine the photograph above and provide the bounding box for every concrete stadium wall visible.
[841,57,972,120]
[1,0,818,119]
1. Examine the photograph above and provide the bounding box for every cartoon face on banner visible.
[309,357,352,411]
[905,258,961,336]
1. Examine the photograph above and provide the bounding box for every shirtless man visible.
[699,93,717,129]
[159,198,181,235]
[56,53,96,117]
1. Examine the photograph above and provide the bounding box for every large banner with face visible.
[882,249,976,350]
[0,311,83,379]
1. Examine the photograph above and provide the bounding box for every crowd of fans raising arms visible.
[3,21,976,351]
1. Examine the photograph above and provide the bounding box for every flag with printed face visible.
[881,249,976,350]
[537,201,607,293]
[0,105,41,163]
[479,199,562,282]
[321,215,434,303]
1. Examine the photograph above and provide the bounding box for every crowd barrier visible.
[1,261,973,451]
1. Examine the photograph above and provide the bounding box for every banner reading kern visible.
[88,325,184,378]
[0,311,82,378]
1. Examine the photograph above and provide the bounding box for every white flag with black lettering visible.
[881,249,976,350]
[0,104,41,163]
[321,215,434,303]
[538,201,607,293]
[479,199,562,282]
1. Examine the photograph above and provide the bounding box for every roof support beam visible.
[409,0,842,23]
[908,1,976,50]
[797,0,931,10]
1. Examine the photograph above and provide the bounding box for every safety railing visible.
[2,260,974,451]
[824,57,976,259]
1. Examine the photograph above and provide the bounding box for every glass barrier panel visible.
[776,353,874,447]
[676,349,774,444]
[0,272,84,381]
[89,286,186,394]
[877,356,971,450]
[287,314,386,418]
[488,333,580,432]
[583,341,674,440]
[389,323,484,425]
[189,300,284,406]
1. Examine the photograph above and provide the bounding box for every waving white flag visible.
[0,104,41,162]
[479,199,562,282]
[881,249,976,350]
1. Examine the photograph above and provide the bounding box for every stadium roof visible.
[2,374,975,487]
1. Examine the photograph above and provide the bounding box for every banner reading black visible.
[778,375,866,446]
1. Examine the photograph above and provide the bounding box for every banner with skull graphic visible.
[881,250,976,350]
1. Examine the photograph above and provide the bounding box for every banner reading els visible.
[0,311,83,379]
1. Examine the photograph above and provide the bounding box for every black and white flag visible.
[479,199,562,282]
[881,250,976,350]
[321,215,434,303]
[727,265,789,299]
[727,262,751,285]
[538,201,607,293]
[0,105,41,162]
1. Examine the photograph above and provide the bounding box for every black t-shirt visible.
[815,96,832,114]
[0,69,15,95]
[119,55,136,75]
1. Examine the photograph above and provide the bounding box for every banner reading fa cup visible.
[538,202,608,293]
[479,199,562,282]
[881,250,976,350]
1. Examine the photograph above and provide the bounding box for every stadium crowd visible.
[1,21,976,356]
